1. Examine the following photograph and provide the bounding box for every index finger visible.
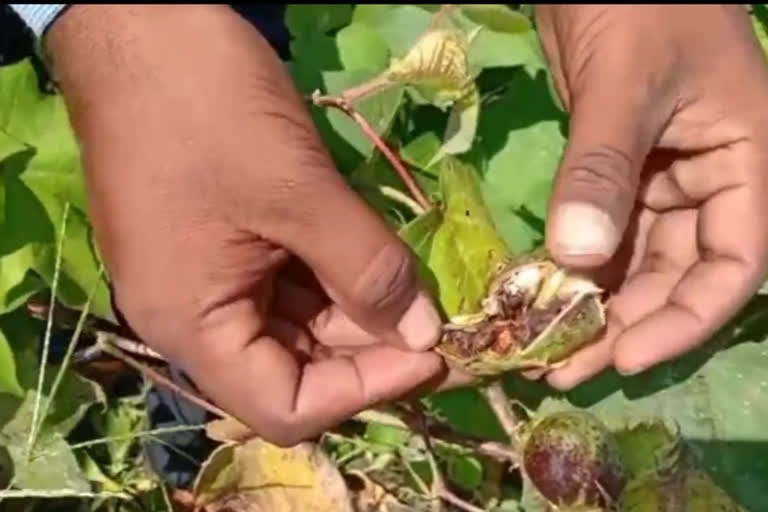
[185,321,443,446]
[612,155,768,375]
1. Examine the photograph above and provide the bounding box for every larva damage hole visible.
[436,258,606,375]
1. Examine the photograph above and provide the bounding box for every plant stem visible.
[340,75,394,104]
[311,92,433,211]
[483,381,523,450]
[380,185,427,216]
[97,333,229,420]
[408,401,488,512]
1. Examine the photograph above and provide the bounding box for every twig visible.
[352,407,518,466]
[96,333,229,420]
[482,381,522,449]
[409,401,487,512]
[339,75,394,105]
[75,334,166,364]
[311,92,432,211]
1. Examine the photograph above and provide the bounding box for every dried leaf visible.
[193,438,354,512]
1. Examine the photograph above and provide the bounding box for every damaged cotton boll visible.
[521,410,627,511]
[436,251,607,377]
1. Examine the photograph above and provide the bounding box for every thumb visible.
[546,82,663,269]
[265,169,443,353]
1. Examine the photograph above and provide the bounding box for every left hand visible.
[534,5,768,389]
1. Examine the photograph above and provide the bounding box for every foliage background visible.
[0,4,766,511]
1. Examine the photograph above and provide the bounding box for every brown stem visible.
[97,333,229,420]
[311,92,433,211]
[340,75,394,105]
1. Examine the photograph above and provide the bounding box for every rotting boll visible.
[436,250,607,377]
[521,410,627,511]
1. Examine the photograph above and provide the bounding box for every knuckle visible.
[354,243,416,315]
[262,416,313,447]
[564,145,637,203]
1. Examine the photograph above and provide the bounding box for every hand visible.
[535,5,768,388]
[47,5,445,446]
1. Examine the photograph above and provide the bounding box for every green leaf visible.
[0,248,44,315]
[0,60,113,320]
[0,389,92,491]
[445,451,484,492]
[400,156,511,317]
[424,387,507,441]
[469,67,567,253]
[429,157,511,316]
[459,4,532,34]
[336,23,391,71]
[0,328,21,397]
[0,130,25,163]
[429,87,480,165]
[400,131,443,174]
[364,422,412,450]
[285,4,353,37]
[752,5,768,57]
[468,29,543,71]
[358,5,435,58]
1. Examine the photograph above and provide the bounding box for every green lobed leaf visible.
[285,4,353,37]
[354,5,434,58]
[459,4,533,34]
[429,157,511,316]
[429,87,480,165]
[0,385,98,492]
[335,22,391,72]
[468,66,567,253]
[0,60,113,320]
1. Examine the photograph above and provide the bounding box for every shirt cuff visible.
[9,4,68,38]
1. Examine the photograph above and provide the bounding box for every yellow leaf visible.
[385,28,476,108]
[193,438,354,512]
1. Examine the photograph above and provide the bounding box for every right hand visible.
[48,5,446,446]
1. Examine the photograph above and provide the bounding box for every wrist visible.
[47,5,241,97]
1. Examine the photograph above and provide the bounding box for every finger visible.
[547,208,687,388]
[186,324,443,446]
[274,279,381,347]
[546,57,673,269]
[614,182,768,374]
[251,109,442,352]
[545,330,614,390]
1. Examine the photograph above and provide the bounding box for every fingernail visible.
[617,364,646,377]
[398,290,442,351]
[552,201,618,257]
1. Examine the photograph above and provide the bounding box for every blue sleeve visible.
[9,5,68,38]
